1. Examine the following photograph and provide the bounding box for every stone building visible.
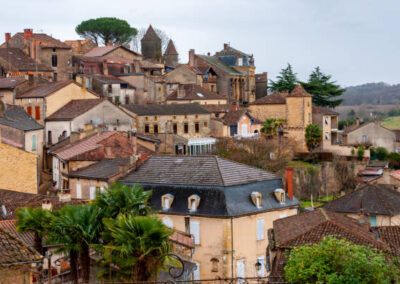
[0,77,29,104]
[122,155,299,280]
[64,39,97,55]
[1,29,73,81]
[255,72,268,99]
[163,39,179,66]
[141,25,162,61]
[211,109,261,138]
[166,84,227,105]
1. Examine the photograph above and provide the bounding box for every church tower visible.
[141,25,162,61]
[163,39,178,66]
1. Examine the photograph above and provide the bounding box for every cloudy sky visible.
[1,0,399,86]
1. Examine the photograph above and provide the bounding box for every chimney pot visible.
[5,33,11,42]
[285,167,294,200]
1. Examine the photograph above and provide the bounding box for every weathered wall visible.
[165,66,199,85]
[39,48,72,81]
[347,122,396,152]
[248,104,286,122]
[69,178,109,200]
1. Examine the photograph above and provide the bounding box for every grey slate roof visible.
[123,104,210,116]
[197,55,243,76]
[122,155,279,187]
[0,105,43,131]
[69,158,130,181]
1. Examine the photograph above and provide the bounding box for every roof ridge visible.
[374,185,396,215]
[320,208,329,220]
[215,156,228,186]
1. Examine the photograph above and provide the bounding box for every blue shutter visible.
[32,135,36,151]
[370,216,377,226]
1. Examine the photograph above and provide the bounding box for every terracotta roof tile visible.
[85,45,141,57]
[169,230,194,249]
[0,220,35,248]
[0,48,53,72]
[250,92,287,105]
[221,109,247,125]
[16,80,73,98]
[46,99,103,121]
[164,40,178,55]
[142,25,161,41]
[0,77,26,89]
[16,33,70,49]
[312,106,339,115]
[374,226,400,254]
[287,85,312,97]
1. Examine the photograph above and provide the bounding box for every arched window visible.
[188,194,200,212]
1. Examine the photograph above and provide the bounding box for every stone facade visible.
[255,72,268,99]
[141,25,162,61]
[38,47,72,81]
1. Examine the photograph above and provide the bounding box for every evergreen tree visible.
[269,63,298,92]
[301,67,345,108]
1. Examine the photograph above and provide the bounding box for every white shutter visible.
[193,262,200,280]
[257,256,265,277]
[190,221,200,244]
[257,219,264,240]
[237,260,245,278]
[162,217,173,228]
[76,184,82,199]
[89,186,96,200]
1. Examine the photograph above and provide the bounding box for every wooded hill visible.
[342,82,400,106]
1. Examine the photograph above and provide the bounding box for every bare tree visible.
[131,27,171,54]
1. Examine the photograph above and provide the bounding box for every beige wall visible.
[347,123,396,152]
[103,48,142,61]
[16,97,45,125]
[159,207,298,279]
[0,89,13,104]
[165,66,200,85]
[248,104,286,122]
[0,141,38,194]
[286,97,312,128]
[346,213,400,226]
[69,178,109,200]
[0,267,34,284]
[25,129,44,169]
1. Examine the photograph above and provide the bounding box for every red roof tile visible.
[0,77,26,89]
[0,220,35,248]
[164,40,178,55]
[46,99,103,121]
[169,230,194,249]
[287,85,312,97]
[0,48,53,72]
[16,80,72,98]
[250,92,287,105]
[85,45,141,57]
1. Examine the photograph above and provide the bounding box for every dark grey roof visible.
[69,158,130,181]
[0,105,43,131]
[123,104,210,116]
[197,55,243,76]
[122,155,279,187]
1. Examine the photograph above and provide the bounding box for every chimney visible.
[184,216,190,234]
[70,132,81,143]
[5,33,10,42]
[285,167,294,200]
[177,84,185,99]
[224,43,228,50]
[129,129,137,155]
[207,52,210,56]
[24,29,33,40]
[188,49,195,66]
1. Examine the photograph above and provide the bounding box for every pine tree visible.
[269,63,298,92]
[301,67,345,108]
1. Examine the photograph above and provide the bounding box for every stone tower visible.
[141,25,162,61]
[163,39,178,66]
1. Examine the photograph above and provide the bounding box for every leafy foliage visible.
[269,63,298,92]
[388,152,400,168]
[285,236,400,283]
[357,146,365,160]
[75,17,137,45]
[260,119,285,137]
[305,124,322,152]
[301,67,345,108]
[370,147,389,160]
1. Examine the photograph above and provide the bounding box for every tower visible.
[163,39,178,66]
[141,25,162,61]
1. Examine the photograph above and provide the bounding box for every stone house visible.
[325,183,400,226]
[0,103,44,168]
[45,99,135,145]
[122,155,300,280]
[15,80,99,125]
[64,39,97,55]
[0,77,29,104]
[84,45,142,61]
[211,109,261,138]
[166,84,227,105]
[1,29,73,81]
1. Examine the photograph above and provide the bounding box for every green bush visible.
[357,146,365,160]
[374,147,389,160]
[388,152,400,168]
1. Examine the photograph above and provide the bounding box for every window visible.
[238,57,243,66]
[215,113,220,118]
[145,124,149,133]
[76,184,82,199]
[230,125,238,136]
[188,194,200,212]
[154,116,158,120]
[211,258,219,272]
[204,121,208,127]
[325,133,330,140]
[195,122,200,133]
[48,131,52,144]
[370,216,377,226]
[193,263,200,280]
[31,135,36,151]
[35,106,40,119]
[62,163,66,169]
[184,123,189,133]
[27,106,32,116]
[190,220,200,244]
[125,96,129,104]
[257,256,265,277]
[325,117,329,125]
[162,217,173,228]
[362,135,367,143]
[237,260,245,279]
[173,123,177,134]
[53,73,57,81]
[162,194,174,210]
[51,54,57,67]
[251,192,262,208]
[153,124,159,133]
[90,186,96,200]
[256,219,264,240]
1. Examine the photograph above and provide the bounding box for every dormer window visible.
[251,192,262,208]
[274,188,286,204]
[188,194,200,212]
[162,194,174,211]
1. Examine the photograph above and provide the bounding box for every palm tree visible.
[47,204,102,283]
[100,215,174,282]
[16,206,52,255]
[261,119,279,137]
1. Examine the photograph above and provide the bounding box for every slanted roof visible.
[123,103,210,116]
[273,208,386,249]
[250,92,287,105]
[0,220,34,248]
[16,80,73,98]
[0,105,43,131]
[201,104,232,114]
[90,74,135,87]
[0,226,42,266]
[15,32,71,49]
[164,40,178,55]
[287,85,312,97]
[221,109,247,125]
[84,45,140,57]
[142,25,161,41]
[123,155,278,187]
[197,55,243,76]
[169,230,194,249]
[218,44,250,57]
[324,184,400,216]
[374,226,400,254]
[0,48,53,72]
[166,84,226,101]
[312,106,339,115]
[46,99,103,121]
[0,77,26,89]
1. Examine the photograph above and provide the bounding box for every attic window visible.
[197,93,204,98]
[162,194,174,211]
[274,188,286,204]
[188,194,200,212]
[251,192,262,208]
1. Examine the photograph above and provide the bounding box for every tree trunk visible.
[34,232,43,255]
[70,250,79,284]
[80,244,91,283]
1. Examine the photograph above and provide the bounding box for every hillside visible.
[342,82,400,106]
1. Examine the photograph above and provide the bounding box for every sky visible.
[1,0,400,86]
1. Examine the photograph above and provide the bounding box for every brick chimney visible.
[24,29,33,40]
[224,43,228,50]
[5,33,10,42]
[285,167,294,200]
[188,49,195,66]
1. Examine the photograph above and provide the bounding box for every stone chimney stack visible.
[5,33,11,42]
[188,49,195,66]
[24,29,33,40]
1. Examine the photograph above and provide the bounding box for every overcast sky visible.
[1,0,399,86]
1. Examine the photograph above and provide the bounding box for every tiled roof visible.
[250,92,287,105]
[287,85,312,97]
[201,104,232,113]
[169,230,194,249]
[0,105,43,131]
[218,44,250,57]
[15,33,71,49]
[197,55,243,76]
[0,226,42,266]
[312,106,339,115]
[164,40,178,55]
[221,109,247,125]
[16,80,72,98]
[183,65,203,75]
[84,45,141,57]
[166,84,226,101]
[142,25,161,41]
[123,103,210,116]
[273,208,386,249]
[0,48,53,72]
[324,184,400,216]
[374,226,400,254]
[0,220,35,248]
[46,99,103,121]
[0,77,26,89]
[123,155,278,187]
[139,60,164,69]
[49,131,117,160]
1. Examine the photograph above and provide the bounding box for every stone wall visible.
[39,48,72,81]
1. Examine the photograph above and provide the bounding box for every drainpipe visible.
[231,216,234,279]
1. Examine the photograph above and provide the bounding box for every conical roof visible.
[164,39,178,55]
[142,25,160,41]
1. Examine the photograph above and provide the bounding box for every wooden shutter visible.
[89,186,96,200]
[76,184,82,199]
[190,221,200,244]
[193,263,200,280]
[237,260,245,278]
[256,219,264,240]
[27,106,32,116]
[35,106,40,119]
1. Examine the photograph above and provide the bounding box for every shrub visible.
[357,146,365,160]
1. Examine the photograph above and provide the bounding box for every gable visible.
[165,66,197,84]
[349,123,395,139]
[103,47,141,61]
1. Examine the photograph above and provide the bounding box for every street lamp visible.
[255,260,262,271]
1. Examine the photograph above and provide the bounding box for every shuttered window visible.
[76,184,82,199]
[257,256,265,277]
[31,135,36,151]
[35,106,40,119]
[27,106,32,116]
[90,186,96,200]
[193,263,200,280]
[190,220,200,244]
[256,219,264,240]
